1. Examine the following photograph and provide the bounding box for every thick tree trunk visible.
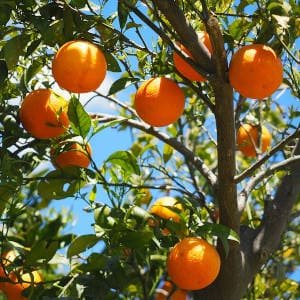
[150,1,300,299]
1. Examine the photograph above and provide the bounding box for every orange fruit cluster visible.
[169,33,281,157]
[134,31,213,128]
[229,44,282,157]
[19,40,106,168]
[149,198,220,295]
[0,251,42,300]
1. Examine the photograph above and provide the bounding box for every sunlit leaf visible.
[68,96,91,138]
[67,234,100,258]
[105,150,140,176]
[37,167,85,201]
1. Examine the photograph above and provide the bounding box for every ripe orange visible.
[154,281,174,300]
[134,77,185,127]
[167,237,221,290]
[2,270,42,300]
[51,142,92,168]
[0,250,18,286]
[173,31,212,82]
[229,44,283,99]
[52,40,107,93]
[19,89,69,139]
[236,124,272,157]
[0,251,42,300]
[150,197,183,223]
[170,289,188,300]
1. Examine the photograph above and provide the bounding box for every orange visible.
[229,44,283,99]
[150,197,183,223]
[0,250,18,289]
[2,270,42,300]
[170,289,188,300]
[173,31,212,82]
[52,40,107,93]
[236,124,272,157]
[167,237,221,290]
[134,77,185,127]
[19,89,69,139]
[154,281,174,300]
[51,142,92,168]
[0,251,42,300]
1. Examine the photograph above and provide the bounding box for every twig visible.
[90,113,218,188]
[246,155,300,195]
[94,91,138,116]
[146,0,215,76]
[235,128,300,183]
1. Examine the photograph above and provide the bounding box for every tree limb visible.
[90,113,218,188]
[238,155,300,213]
[151,0,215,76]
[242,140,300,288]
[235,127,300,183]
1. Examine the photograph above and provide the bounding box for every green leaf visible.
[67,234,100,258]
[125,21,142,30]
[63,8,75,40]
[117,0,138,29]
[118,0,130,29]
[24,59,43,86]
[25,240,59,265]
[3,35,29,69]
[198,223,240,257]
[25,39,41,58]
[272,15,290,30]
[39,217,62,240]
[0,4,11,25]
[119,230,153,249]
[108,77,139,95]
[228,18,251,41]
[163,144,173,164]
[92,119,126,136]
[68,96,91,138]
[79,253,107,272]
[69,0,86,9]
[106,150,140,175]
[0,60,8,85]
[104,52,121,72]
[37,167,84,201]
[89,185,97,203]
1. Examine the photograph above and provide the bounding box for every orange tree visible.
[0,0,299,299]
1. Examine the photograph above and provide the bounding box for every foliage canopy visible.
[0,0,299,299]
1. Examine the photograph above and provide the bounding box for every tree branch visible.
[235,127,300,183]
[151,0,215,76]
[90,113,218,188]
[242,140,300,287]
[238,155,300,213]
